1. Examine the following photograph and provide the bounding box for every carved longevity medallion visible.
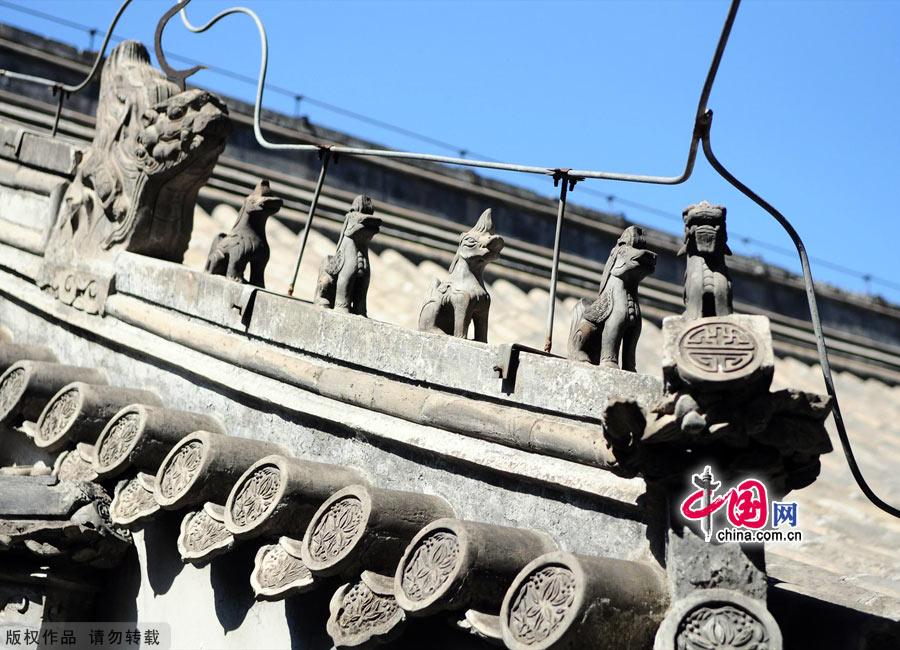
[183,509,231,553]
[159,441,204,498]
[257,544,311,589]
[400,531,461,601]
[230,465,281,527]
[677,321,758,379]
[38,388,79,443]
[507,566,577,646]
[677,605,770,650]
[0,367,26,416]
[334,581,400,635]
[308,496,365,562]
[96,412,141,469]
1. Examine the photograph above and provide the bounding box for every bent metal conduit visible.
[0,0,133,135]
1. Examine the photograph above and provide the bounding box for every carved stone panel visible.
[662,315,773,392]
[251,537,315,601]
[327,571,406,648]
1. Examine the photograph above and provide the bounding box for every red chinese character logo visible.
[680,467,769,540]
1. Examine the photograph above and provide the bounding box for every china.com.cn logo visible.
[680,466,802,543]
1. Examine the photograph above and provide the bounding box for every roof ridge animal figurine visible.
[567,225,656,370]
[418,209,504,342]
[679,201,733,319]
[205,179,282,287]
[314,195,382,316]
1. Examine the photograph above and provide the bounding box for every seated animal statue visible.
[418,209,504,342]
[567,226,656,370]
[314,195,382,316]
[45,40,230,264]
[679,201,733,318]
[205,180,282,287]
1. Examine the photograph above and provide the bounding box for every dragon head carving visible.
[452,209,504,272]
[606,226,657,285]
[134,89,229,176]
[45,40,230,267]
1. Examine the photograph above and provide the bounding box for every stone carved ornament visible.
[315,195,382,316]
[654,588,782,650]
[41,39,230,298]
[228,464,281,528]
[110,472,160,526]
[307,494,365,563]
[95,412,141,470]
[157,440,204,500]
[178,502,233,563]
[205,179,282,287]
[568,225,656,370]
[35,387,79,445]
[251,537,314,600]
[399,530,461,602]
[327,571,405,648]
[678,201,734,319]
[418,209,504,342]
[53,443,98,482]
[505,565,577,647]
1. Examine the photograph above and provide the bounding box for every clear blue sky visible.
[4,0,899,304]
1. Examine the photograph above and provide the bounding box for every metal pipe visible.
[0,0,132,134]
[544,174,571,353]
[700,113,900,520]
[170,0,743,184]
[287,150,331,296]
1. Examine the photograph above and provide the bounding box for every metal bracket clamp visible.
[493,343,558,393]
[231,285,259,328]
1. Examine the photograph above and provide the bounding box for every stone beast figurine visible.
[418,209,504,342]
[679,201,733,319]
[205,180,282,287]
[314,195,382,315]
[567,226,656,370]
[46,40,230,263]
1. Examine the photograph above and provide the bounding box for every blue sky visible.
[4,0,900,304]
